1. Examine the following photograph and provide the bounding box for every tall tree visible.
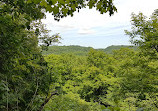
[123,12,158,110]
[125,12,158,54]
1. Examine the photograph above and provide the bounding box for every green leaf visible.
[46,5,53,12]
[27,0,32,3]
[58,0,65,4]
[88,1,93,9]
[33,0,41,4]
[53,7,59,14]
[40,0,47,7]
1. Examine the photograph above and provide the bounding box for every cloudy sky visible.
[42,0,158,49]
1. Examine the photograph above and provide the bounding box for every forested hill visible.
[42,45,92,55]
[42,45,138,55]
[99,45,138,53]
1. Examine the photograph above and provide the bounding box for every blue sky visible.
[42,0,158,49]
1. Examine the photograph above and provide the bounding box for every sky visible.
[41,0,158,49]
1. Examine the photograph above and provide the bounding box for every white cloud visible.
[78,27,96,35]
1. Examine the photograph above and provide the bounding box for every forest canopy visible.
[0,0,158,111]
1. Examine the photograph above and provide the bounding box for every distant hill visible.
[99,45,138,53]
[42,45,138,55]
[42,45,93,56]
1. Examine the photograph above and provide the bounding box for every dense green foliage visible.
[101,45,138,53]
[42,45,138,55]
[125,12,158,54]
[42,45,93,56]
[1,0,158,110]
[0,1,51,110]
[44,93,103,111]
[44,47,158,111]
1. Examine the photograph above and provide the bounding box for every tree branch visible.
[38,90,58,111]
